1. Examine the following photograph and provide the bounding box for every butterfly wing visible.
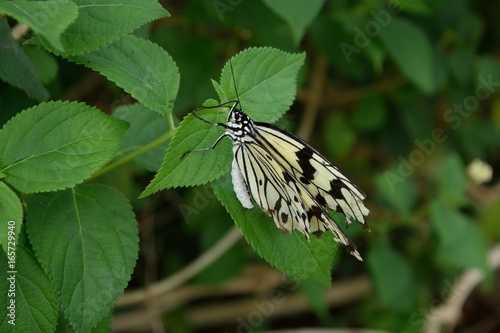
[253,123,369,228]
[233,142,362,260]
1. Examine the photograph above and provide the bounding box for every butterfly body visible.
[196,101,370,261]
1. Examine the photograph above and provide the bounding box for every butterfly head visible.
[225,101,255,140]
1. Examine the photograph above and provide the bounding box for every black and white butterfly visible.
[182,98,370,261]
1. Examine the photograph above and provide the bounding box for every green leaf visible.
[218,47,306,123]
[151,26,219,112]
[262,0,325,45]
[481,201,500,241]
[56,310,111,333]
[367,240,415,311]
[352,96,388,132]
[141,109,231,196]
[375,169,416,215]
[22,46,58,85]
[299,281,329,320]
[379,17,435,94]
[0,182,23,252]
[0,20,49,101]
[437,153,467,206]
[211,173,336,286]
[477,56,500,94]
[26,184,139,333]
[430,204,488,271]
[0,239,58,333]
[402,0,434,15]
[0,0,78,53]
[142,47,306,196]
[0,101,128,193]
[40,0,169,56]
[323,114,356,159]
[72,35,179,115]
[113,104,173,172]
[448,48,474,85]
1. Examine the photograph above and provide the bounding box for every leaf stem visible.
[90,128,175,179]
[167,111,176,130]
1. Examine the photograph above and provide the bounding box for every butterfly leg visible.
[191,100,240,127]
[181,133,231,159]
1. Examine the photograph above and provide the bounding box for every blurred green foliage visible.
[0,0,499,332]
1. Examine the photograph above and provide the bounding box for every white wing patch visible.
[231,158,254,209]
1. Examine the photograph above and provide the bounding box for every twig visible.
[467,180,500,208]
[112,274,372,331]
[298,75,405,108]
[117,226,242,307]
[260,329,394,333]
[187,275,371,327]
[296,54,328,140]
[424,243,500,333]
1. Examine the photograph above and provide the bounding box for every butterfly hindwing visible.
[234,142,309,236]
[233,140,363,260]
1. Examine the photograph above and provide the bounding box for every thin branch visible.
[424,243,500,333]
[298,75,406,108]
[112,274,372,331]
[90,128,174,179]
[296,54,328,140]
[187,275,371,328]
[117,226,242,307]
[260,329,394,333]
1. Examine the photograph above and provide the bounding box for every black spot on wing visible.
[296,147,316,180]
[329,178,345,199]
[273,196,282,212]
[299,176,310,184]
[313,230,323,237]
[306,205,323,220]
[281,212,288,224]
[301,212,307,221]
[315,193,327,207]
[345,241,360,258]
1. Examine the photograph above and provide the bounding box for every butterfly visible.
[182,97,370,261]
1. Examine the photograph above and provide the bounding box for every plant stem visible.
[90,125,175,179]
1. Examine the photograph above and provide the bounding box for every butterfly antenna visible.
[229,58,241,108]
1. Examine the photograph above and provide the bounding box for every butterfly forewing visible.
[253,123,369,227]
